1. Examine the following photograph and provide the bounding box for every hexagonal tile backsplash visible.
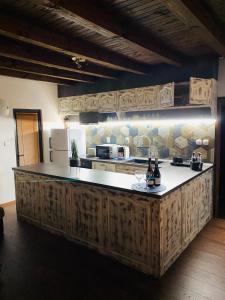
[85,122,215,162]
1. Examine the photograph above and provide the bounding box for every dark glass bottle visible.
[153,158,161,186]
[191,152,197,162]
[146,158,154,188]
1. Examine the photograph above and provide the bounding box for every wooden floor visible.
[1,205,225,300]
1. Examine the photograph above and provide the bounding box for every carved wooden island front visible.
[13,163,213,278]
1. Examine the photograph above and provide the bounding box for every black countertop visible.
[13,162,213,199]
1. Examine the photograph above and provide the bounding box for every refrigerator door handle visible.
[50,151,53,162]
[49,137,52,149]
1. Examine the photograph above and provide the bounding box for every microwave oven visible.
[96,144,119,159]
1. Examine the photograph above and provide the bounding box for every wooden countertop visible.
[13,162,213,199]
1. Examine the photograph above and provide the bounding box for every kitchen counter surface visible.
[13,161,213,199]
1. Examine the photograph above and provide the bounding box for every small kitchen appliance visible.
[96,144,119,159]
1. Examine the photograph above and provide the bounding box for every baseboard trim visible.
[1,200,16,207]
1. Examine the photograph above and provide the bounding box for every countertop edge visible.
[12,165,213,199]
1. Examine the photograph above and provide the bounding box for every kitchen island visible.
[13,162,213,277]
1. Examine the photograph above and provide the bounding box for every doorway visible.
[216,98,225,218]
[13,109,43,166]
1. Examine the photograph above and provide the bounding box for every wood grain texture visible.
[158,82,175,107]
[58,78,216,114]
[14,168,213,277]
[160,189,182,275]
[135,85,159,110]
[190,77,217,105]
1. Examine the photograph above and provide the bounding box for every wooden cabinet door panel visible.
[108,192,149,263]
[115,164,145,175]
[189,78,216,105]
[58,98,72,113]
[135,86,159,110]
[181,181,199,247]
[71,96,85,112]
[118,89,137,111]
[67,184,103,245]
[98,91,118,112]
[92,161,116,172]
[15,172,41,221]
[160,189,182,268]
[84,94,99,111]
[40,178,67,231]
[198,170,213,230]
[158,82,174,107]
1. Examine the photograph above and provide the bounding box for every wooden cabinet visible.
[58,97,72,113]
[84,94,99,111]
[92,161,146,175]
[117,89,137,111]
[14,172,41,222]
[98,91,118,112]
[108,192,150,264]
[15,168,213,278]
[160,189,182,271]
[198,169,213,230]
[67,184,104,245]
[135,86,159,110]
[158,82,174,107]
[115,164,145,175]
[189,77,217,105]
[92,161,116,172]
[181,181,199,247]
[71,96,85,112]
[58,78,217,115]
[39,179,67,231]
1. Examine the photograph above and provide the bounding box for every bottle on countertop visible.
[197,152,202,162]
[146,157,155,188]
[191,152,197,162]
[154,158,161,186]
[117,146,124,159]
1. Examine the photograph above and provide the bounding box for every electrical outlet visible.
[203,139,209,146]
[196,139,202,146]
[106,136,110,143]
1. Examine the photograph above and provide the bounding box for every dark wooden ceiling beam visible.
[41,0,187,66]
[0,56,95,83]
[0,36,118,79]
[0,13,147,75]
[0,67,75,85]
[165,0,225,56]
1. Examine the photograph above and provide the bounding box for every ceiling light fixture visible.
[72,56,86,69]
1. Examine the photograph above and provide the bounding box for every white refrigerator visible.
[50,128,86,166]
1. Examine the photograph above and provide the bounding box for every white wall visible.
[0,75,63,204]
[218,57,225,97]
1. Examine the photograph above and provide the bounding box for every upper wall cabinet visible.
[58,78,217,115]
[98,91,118,112]
[189,78,217,105]
[135,86,159,110]
[118,89,137,111]
[71,96,85,112]
[58,97,72,113]
[158,82,174,108]
[84,94,99,111]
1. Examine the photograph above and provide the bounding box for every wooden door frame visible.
[13,109,44,166]
[215,97,225,217]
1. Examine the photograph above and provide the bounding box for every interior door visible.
[15,113,40,166]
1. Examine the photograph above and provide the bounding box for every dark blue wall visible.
[58,56,219,97]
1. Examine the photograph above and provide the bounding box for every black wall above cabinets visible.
[58,56,219,98]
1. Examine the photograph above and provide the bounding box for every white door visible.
[52,150,70,167]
